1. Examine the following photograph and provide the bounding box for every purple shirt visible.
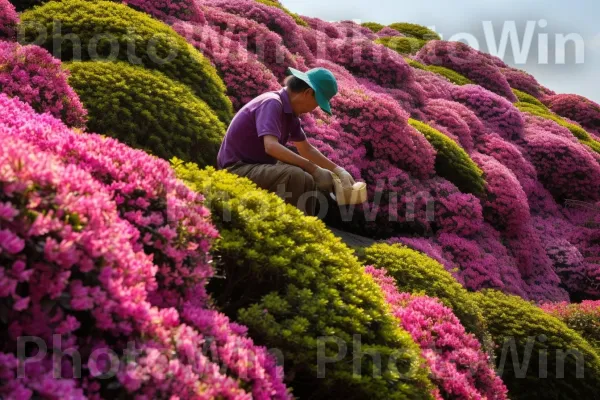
[217,87,307,169]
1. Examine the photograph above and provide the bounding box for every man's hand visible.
[310,166,334,191]
[333,166,356,188]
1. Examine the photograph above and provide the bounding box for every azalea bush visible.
[417,41,516,101]
[0,0,18,39]
[501,67,546,98]
[66,61,226,167]
[20,0,233,123]
[0,111,289,399]
[173,21,280,111]
[421,98,478,152]
[254,0,308,27]
[473,289,600,399]
[366,266,508,399]
[121,0,206,22]
[541,301,600,351]
[173,163,436,400]
[544,94,600,134]
[0,42,87,127]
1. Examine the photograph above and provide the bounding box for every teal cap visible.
[287,66,338,115]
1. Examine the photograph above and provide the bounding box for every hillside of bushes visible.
[1,0,599,398]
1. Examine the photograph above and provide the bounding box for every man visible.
[217,66,355,216]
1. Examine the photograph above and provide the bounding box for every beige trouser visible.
[225,161,318,216]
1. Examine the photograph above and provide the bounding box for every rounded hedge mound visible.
[361,21,385,33]
[425,65,472,85]
[512,88,547,109]
[472,289,600,399]
[0,0,18,39]
[388,22,441,40]
[19,0,233,123]
[376,36,426,55]
[361,243,491,350]
[408,119,486,195]
[173,163,436,400]
[66,61,225,167]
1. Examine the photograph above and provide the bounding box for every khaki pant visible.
[225,161,318,216]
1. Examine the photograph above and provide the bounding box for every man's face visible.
[299,88,319,114]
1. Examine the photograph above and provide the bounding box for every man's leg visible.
[226,161,317,216]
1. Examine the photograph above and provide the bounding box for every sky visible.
[281,0,600,103]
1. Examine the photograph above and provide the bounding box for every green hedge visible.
[361,243,491,350]
[67,61,225,167]
[408,119,486,195]
[512,88,547,109]
[516,101,600,154]
[376,36,426,55]
[173,163,436,400]
[388,22,441,41]
[20,0,233,123]
[425,65,472,85]
[254,0,308,26]
[361,22,385,33]
[403,56,427,70]
[472,289,600,399]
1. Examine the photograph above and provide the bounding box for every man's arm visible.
[292,139,337,171]
[263,135,319,173]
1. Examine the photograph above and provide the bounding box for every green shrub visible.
[516,101,600,154]
[388,22,441,40]
[409,119,486,195]
[361,243,491,350]
[20,0,233,123]
[512,88,547,109]
[173,163,436,400]
[542,302,600,353]
[376,36,426,55]
[361,22,385,33]
[254,0,308,26]
[67,61,225,167]
[472,289,600,399]
[403,56,427,70]
[425,65,472,85]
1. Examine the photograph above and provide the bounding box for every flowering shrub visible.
[408,119,485,195]
[0,42,87,127]
[362,243,490,346]
[20,0,233,123]
[201,5,305,80]
[388,22,441,40]
[412,68,454,100]
[122,0,206,23]
[333,20,377,40]
[0,128,289,399]
[173,164,436,399]
[523,120,600,202]
[0,0,18,39]
[376,36,426,55]
[541,301,600,351]
[425,65,472,85]
[417,41,517,101]
[451,84,524,140]
[377,26,405,38]
[473,289,600,399]
[472,153,530,231]
[328,38,414,88]
[366,266,508,400]
[357,77,426,117]
[173,21,280,111]
[544,93,600,135]
[67,61,226,167]
[501,67,544,98]
[254,0,309,27]
[209,0,315,64]
[301,15,342,38]
[422,98,477,152]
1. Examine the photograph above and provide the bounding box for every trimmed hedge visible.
[425,65,472,85]
[472,289,600,399]
[388,22,441,40]
[20,0,233,123]
[67,61,225,167]
[254,0,308,26]
[541,301,600,353]
[376,36,426,55]
[403,56,427,70]
[512,88,547,109]
[516,101,600,154]
[361,243,491,351]
[409,119,486,196]
[173,163,436,400]
[361,21,385,33]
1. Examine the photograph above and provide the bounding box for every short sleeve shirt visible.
[217,87,307,169]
